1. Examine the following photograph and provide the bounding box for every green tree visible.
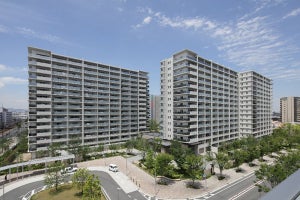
[83,174,102,200]
[44,161,66,191]
[97,144,104,153]
[47,143,61,157]
[232,149,248,172]
[125,139,134,154]
[109,144,118,153]
[144,150,155,169]
[72,168,90,194]
[215,152,229,179]
[169,140,191,171]
[205,151,216,174]
[184,154,204,186]
[148,119,160,132]
[255,152,300,191]
[0,138,12,153]
[155,153,174,177]
[152,137,162,153]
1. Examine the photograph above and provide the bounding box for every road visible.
[1,180,44,200]
[202,173,266,200]
[92,171,146,200]
[2,171,146,200]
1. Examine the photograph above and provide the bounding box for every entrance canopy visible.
[0,154,75,172]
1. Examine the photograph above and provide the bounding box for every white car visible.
[61,166,78,174]
[108,164,118,172]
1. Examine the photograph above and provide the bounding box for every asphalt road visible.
[2,171,147,200]
[2,180,44,200]
[205,174,266,200]
[91,171,147,200]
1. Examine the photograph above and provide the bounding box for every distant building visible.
[150,95,161,122]
[160,49,272,154]
[280,97,300,123]
[12,110,28,120]
[0,106,13,129]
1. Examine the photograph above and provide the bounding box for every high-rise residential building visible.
[0,106,13,129]
[160,49,272,153]
[150,95,161,122]
[280,97,300,123]
[239,72,273,137]
[28,47,149,155]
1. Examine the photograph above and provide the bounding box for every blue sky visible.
[0,0,299,111]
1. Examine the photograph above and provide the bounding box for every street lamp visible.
[1,178,5,200]
[117,187,121,200]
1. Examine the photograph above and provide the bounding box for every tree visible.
[155,153,174,177]
[152,137,162,153]
[109,144,118,153]
[83,174,102,200]
[205,151,216,175]
[0,138,12,153]
[144,150,155,169]
[148,119,160,132]
[47,143,61,157]
[255,152,300,191]
[125,139,134,154]
[72,168,90,194]
[169,140,191,171]
[97,144,104,153]
[44,161,66,191]
[215,152,229,179]
[184,154,204,186]
[232,149,248,172]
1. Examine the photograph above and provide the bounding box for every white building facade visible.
[280,96,300,123]
[28,47,149,153]
[239,72,273,137]
[160,50,272,153]
[150,95,161,122]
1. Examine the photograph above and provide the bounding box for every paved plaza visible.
[1,154,274,200]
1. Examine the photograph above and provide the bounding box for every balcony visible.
[36,83,51,88]
[34,68,51,75]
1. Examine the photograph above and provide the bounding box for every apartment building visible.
[280,97,300,123]
[239,72,273,137]
[0,106,13,129]
[28,47,149,154]
[160,49,272,153]
[150,95,161,122]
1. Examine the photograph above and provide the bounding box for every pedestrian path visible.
[1,154,273,199]
[0,174,44,196]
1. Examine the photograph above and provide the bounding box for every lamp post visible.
[117,187,121,200]
[2,178,5,200]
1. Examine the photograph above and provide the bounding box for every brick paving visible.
[77,155,272,200]
[0,154,275,199]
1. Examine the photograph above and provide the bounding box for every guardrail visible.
[22,185,47,200]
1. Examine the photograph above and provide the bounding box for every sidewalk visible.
[0,155,270,200]
[77,156,262,199]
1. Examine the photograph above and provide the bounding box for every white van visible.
[109,164,118,172]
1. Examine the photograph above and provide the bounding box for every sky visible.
[0,0,300,111]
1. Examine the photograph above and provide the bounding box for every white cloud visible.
[133,8,300,81]
[143,16,152,24]
[17,27,61,43]
[283,8,300,19]
[0,64,6,71]
[133,16,153,28]
[0,77,27,88]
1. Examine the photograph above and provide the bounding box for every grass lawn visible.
[31,184,106,200]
